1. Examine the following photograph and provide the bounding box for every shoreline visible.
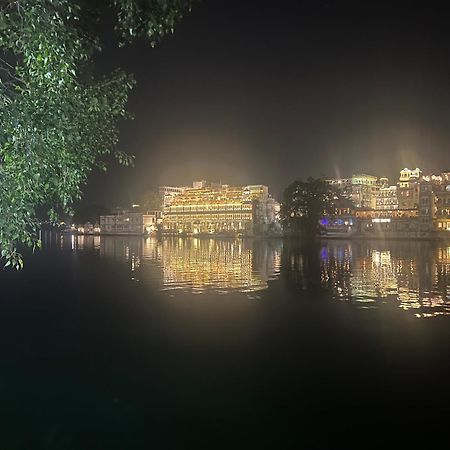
[61,230,450,242]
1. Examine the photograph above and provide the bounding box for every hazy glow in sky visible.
[84,0,450,206]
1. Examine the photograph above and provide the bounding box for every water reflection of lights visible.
[71,235,282,295]
[55,235,450,315]
[155,238,282,293]
[320,242,450,318]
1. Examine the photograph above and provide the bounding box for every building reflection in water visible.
[65,234,450,316]
[319,240,450,317]
[155,238,282,293]
[72,235,282,294]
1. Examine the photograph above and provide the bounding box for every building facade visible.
[350,174,378,209]
[327,174,378,209]
[159,185,188,209]
[324,167,450,236]
[397,167,421,209]
[161,181,280,236]
[374,185,398,210]
[100,210,158,235]
[435,185,450,231]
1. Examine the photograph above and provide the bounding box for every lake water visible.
[1,234,450,448]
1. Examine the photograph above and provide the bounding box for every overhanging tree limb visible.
[0,0,192,269]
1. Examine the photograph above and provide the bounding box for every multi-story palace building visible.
[350,174,378,208]
[159,185,188,209]
[397,167,422,209]
[435,185,450,231]
[327,173,379,209]
[374,185,398,210]
[161,181,280,236]
[325,167,450,235]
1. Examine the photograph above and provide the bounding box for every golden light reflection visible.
[154,238,282,293]
[320,242,450,317]
[65,234,450,315]
[74,235,282,294]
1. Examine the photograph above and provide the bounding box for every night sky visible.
[83,0,450,207]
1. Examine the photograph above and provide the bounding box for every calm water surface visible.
[1,234,450,448]
[70,234,450,317]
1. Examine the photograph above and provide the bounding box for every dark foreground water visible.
[1,234,450,449]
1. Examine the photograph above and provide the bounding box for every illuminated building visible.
[374,185,398,210]
[350,174,378,208]
[76,222,101,234]
[159,185,188,209]
[327,173,378,208]
[100,209,156,235]
[397,167,422,209]
[435,184,450,231]
[414,170,450,231]
[325,177,351,190]
[418,179,436,228]
[355,208,422,235]
[399,167,422,185]
[161,181,280,236]
[355,209,418,219]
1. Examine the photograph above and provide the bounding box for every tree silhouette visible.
[280,178,352,238]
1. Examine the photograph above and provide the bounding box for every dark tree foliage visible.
[280,178,350,238]
[112,0,192,45]
[0,0,192,268]
[72,204,111,225]
[139,189,162,213]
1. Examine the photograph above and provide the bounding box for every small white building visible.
[100,210,162,235]
[76,222,101,234]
